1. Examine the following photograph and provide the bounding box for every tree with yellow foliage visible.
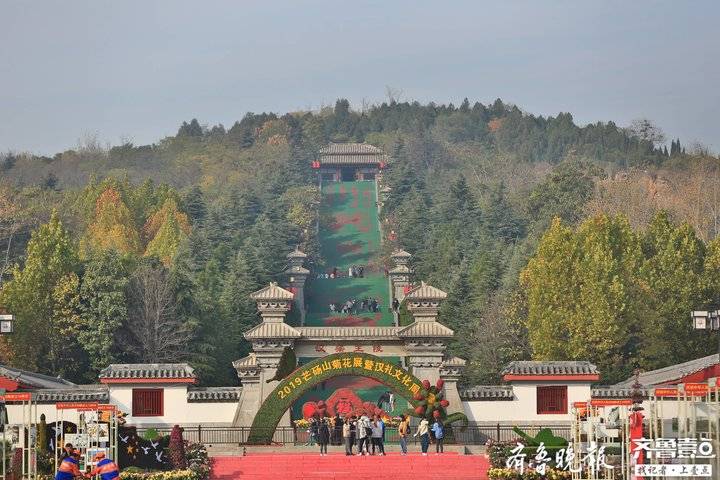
[83,187,141,255]
[144,198,191,266]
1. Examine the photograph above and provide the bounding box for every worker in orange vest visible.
[85,452,119,480]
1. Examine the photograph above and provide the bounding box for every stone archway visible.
[247,352,424,444]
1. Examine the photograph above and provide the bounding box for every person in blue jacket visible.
[55,450,82,480]
[86,452,119,480]
[431,419,444,454]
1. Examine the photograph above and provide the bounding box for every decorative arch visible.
[247,352,423,444]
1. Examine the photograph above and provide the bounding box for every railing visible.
[135,423,571,446]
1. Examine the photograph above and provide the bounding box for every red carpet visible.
[211,452,490,480]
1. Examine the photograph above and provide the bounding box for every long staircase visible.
[212,452,490,480]
[210,180,490,479]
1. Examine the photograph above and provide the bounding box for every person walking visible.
[318,418,330,456]
[431,419,444,454]
[343,417,353,455]
[398,415,410,455]
[414,418,430,456]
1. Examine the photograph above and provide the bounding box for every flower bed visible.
[488,467,572,480]
[120,469,202,480]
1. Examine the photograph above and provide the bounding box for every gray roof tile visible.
[460,385,514,400]
[502,361,599,376]
[99,363,196,380]
[187,387,242,402]
[613,354,719,388]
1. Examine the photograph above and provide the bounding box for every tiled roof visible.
[405,282,447,300]
[34,387,109,404]
[319,143,389,165]
[250,282,294,301]
[592,387,649,399]
[398,321,454,338]
[442,356,467,367]
[187,387,242,402]
[99,363,196,380]
[244,322,302,339]
[501,361,599,376]
[297,326,401,341]
[287,248,307,259]
[287,265,310,275]
[391,249,412,259]
[613,354,719,388]
[320,143,384,155]
[232,354,257,369]
[460,385,514,401]
[0,364,76,389]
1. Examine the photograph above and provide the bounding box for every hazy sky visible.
[1,1,719,155]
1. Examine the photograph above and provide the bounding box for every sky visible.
[1,0,719,155]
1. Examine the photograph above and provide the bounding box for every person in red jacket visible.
[55,451,82,480]
[85,452,119,480]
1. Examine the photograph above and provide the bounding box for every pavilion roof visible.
[250,282,294,301]
[243,322,301,339]
[404,282,447,300]
[319,143,389,165]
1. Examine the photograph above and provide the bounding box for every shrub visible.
[184,442,210,480]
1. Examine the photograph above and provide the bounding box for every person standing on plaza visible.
[431,419,444,454]
[371,416,385,455]
[398,415,410,455]
[414,418,430,456]
[357,414,370,455]
[343,417,353,455]
[305,417,318,446]
[333,413,343,445]
[318,418,330,456]
[349,415,357,452]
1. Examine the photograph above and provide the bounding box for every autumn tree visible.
[84,187,141,255]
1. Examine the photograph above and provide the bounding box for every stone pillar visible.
[400,282,453,386]
[234,282,301,427]
[440,356,467,415]
[389,249,413,301]
[285,247,309,325]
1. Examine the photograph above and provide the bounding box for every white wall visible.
[108,385,238,427]
[463,381,592,423]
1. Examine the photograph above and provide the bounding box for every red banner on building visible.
[97,404,117,412]
[654,388,679,397]
[590,399,633,407]
[684,383,709,396]
[0,392,32,402]
[56,402,99,410]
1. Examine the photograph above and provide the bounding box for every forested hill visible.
[1,98,719,386]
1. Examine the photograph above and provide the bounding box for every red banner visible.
[0,392,31,402]
[590,399,633,407]
[654,388,679,397]
[573,401,588,408]
[56,402,99,410]
[97,404,117,412]
[684,383,709,396]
